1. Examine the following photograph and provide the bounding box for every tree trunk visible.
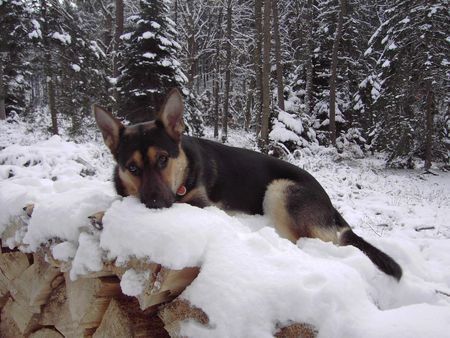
[304,0,313,115]
[254,0,263,136]
[424,82,434,170]
[187,13,197,91]
[0,55,6,120]
[329,0,346,147]
[272,0,284,111]
[213,8,223,139]
[260,0,272,152]
[221,0,233,143]
[41,0,58,135]
[112,0,124,111]
[245,79,254,131]
[174,0,178,25]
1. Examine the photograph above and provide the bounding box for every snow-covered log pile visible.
[0,206,316,338]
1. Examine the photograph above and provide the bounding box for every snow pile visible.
[1,121,450,337]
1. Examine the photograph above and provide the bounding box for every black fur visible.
[340,229,403,280]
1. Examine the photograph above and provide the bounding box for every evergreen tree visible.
[0,0,32,117]
[118,0,187,123]
[366,0,449,167]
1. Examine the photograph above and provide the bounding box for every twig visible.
[414,226,435,232]
[436,289,450,298]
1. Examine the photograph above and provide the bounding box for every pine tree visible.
[117,0,187,123]
[0,0,32,118]
[366,0,449,168]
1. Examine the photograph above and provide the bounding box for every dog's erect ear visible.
[92,104,123,154]
[158,88,185,142]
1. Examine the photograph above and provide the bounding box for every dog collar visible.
[176,185,187,196]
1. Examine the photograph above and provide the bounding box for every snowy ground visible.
[1,118,450,338]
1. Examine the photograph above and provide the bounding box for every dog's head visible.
[93,89,187,209]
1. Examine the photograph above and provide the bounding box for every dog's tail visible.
[334,210,402,281]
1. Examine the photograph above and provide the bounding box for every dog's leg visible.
[263,179,338,244]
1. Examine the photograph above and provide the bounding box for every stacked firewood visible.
[0,205,317,338]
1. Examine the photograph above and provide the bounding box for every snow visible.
[150,21,161,29]
[51,31,72,45]
[142,52,156,59]
[382,59,391,68]
[71,64,81,72]
[120,269,150,297]
[28,19,42,39]
[1,120,450,337]
[142,31,155,39]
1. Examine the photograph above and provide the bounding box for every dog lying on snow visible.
[93,88,402,280]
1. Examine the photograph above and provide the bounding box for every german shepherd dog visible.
[93,89,402,280]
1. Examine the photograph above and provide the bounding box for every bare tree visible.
[260,0,271,152]
[41,0,58,135]
[254,0,263,135]
[329,0,346,146]
[424,80,434,171]
[213,7,223,138]
[304,0,313,115]
[272,0,284,111]
[0,54,6,120]
[221,0,233,143]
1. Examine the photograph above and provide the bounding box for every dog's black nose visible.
[141,197,173,209]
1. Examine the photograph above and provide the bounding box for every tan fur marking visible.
[263,179,300,243]
[310,227,339,244]
[147,147,159,165]
[118,168,140,197]
[161,147,188,193]
[131,151,143,168]
[179,186,211,205]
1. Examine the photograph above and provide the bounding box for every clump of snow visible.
[150,21,161,29]
[142,31,155,39]
[52,241,77,261]
[120,269,150,297]
[143,52,156,59]
[71,64,81,72]
[28,19,42,39]
[70,233,103,279]
[51,31,72,45]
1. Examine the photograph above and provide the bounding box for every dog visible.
[93,88,402,280]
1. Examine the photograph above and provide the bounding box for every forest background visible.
[0,0,449,169]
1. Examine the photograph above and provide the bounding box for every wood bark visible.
[260,0,272,152]
[272,0,284,111]
[213,7,223,139]
[329,0,346,147]
[304,0,314,115]
[254,0,263,135]
[424,81,434,170]
[221,0,233,143]
[112,0,124,111]
[0,54,6,120]
[41,0,58,135]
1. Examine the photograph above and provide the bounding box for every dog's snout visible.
[142,196,173,209]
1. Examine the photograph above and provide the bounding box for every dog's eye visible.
[127,164,140,176]
[157,154,168,169]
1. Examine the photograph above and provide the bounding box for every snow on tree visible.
[366,0,450,168]
[117,0,187,124]
[0,0,32,118]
